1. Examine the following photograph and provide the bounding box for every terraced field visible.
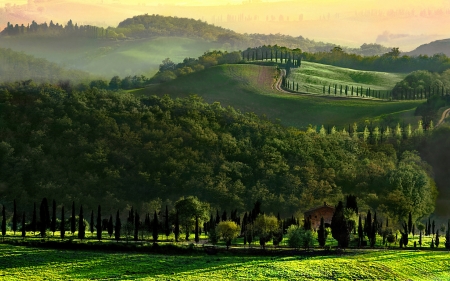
[138,64,422,128]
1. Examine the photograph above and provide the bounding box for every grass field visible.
[1,243,449,280]
[0,36,221,78]
[137,64,422,128]
[287,61,406,95]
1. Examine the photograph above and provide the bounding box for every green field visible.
[1,243,449,280]
[138,64,422,128]
[288,61,406,95]
[0,36,222,77]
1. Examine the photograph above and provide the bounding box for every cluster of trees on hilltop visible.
[0,48,91,83]
[1,20,103,38]
[302,47,450,73]
[0,83,437,224]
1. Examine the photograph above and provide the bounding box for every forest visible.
[0,82,438,226]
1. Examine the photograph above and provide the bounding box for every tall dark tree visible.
[370,213,377,247]
[331,201,350,248]
[90,210,94,235]
[31,203,37,234]
[115,210,121,242]
[71,201,76,235]
[96,205,102,240]
[21,213,26,238]
[108,215,114,238]
[51,199,56,235]
[365,210,372,237]
[134,211,139,241]
[195,215,199,243]
[2,205,6,238]
[12,199,17,235]
[445,220,450,249]
[432,220,435,235]
[408,211,413,234]
[60,206,65,239]
[358,215,364,244]
[174,210,180,242]
[318,217,326,247]
[346,195,358,214]
[435,230,440,247]
[39,198,49,237]
[222,210,227,222]
[165,205,170,238]
[78,205,85,240]
[152,211,158,242]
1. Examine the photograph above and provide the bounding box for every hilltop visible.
[406,38,450,57]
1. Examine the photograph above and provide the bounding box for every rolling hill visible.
[136,63,422,128]
[406,38,450,57]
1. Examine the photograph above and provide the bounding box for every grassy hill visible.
[406,38,450,57]
[0,36,222,78]
[138,64,422,128]
[1,244,449,280]
[287,61,406,95]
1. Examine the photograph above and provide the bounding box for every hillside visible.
[287,61,405,95]
[139,64,422,128]
[407,39,450,57]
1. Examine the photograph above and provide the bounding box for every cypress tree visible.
[134,211,139,241]
[445,220,450,249]
[432,220,435,235]
[174,210,180,242]
[39,198,49,237]
[370,213,377,247]
[2,205,6,238]
[358,215,363,244]
[60,206,65,240]
[96,205,102,240]
[165,205,170,238]
[71,201,76,235]
[78,205,85,240]
[21,213,26,238]
[215,210,220,225]
[115,210,121,242]
[318,217,326,247]
[51,199,56,235]
[222,210,227,222]
[12,199,17,235]
[195,215,199,243]
[152,211,158,242]
[435,230,440,247]
[108,215,114,238]
[408,211,412,234]
[90,210,94,235]
[419,230,422,247]
[331,201,350,248]
[365,210,372,237]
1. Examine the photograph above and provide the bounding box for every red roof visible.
[304,204,335,214]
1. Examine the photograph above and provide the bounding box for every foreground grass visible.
[288,61,406,95]
[0,244,449,280]
[139,64,422,128]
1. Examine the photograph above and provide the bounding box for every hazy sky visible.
[2,0,450,50]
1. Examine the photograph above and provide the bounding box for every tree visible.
[358,215,364,245]
[174,210,180,242]
[317,217,327,247]
[408,211,413,234]
[175,196,209,241]
[60,206,65,240]
[195,216,199,243]
[164,205,170,238]
[21,213,26,238]
[90,210,94,235]
[216,221,240,249]
[108,215,114,238]
[331,201,351,248]
[287,225,314,250]
[115,210,121,242]
[134,211,140,241]
[96,205,102,240]
[152,211,158,242]
[12,199,17,235]
[32,203,37,234]
[78,205,85,240]
[445,220,450,249]
[109,76,121,90]
[253,214,279,249]
[51,199,56,235]
[2,205,6,238]
[39,198,49,237]
[435,230,440,247]
[71,202,76,235]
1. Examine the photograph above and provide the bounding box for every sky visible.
[1,0,450,50]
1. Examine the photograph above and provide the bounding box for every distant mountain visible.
[406,39,450,57]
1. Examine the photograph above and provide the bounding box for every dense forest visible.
[0,83,437,226]
[1,15,390,55]
[0,47,91,83]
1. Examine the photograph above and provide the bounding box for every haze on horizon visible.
[1,0,450,51]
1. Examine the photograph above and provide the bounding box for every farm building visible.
[303,202,335,229]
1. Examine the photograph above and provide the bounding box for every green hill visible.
[138,64,422,128]
[287,61,406,95]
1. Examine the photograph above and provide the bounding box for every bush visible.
[287,225,314,250]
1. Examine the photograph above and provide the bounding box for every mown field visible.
[1,243,449,280]
[287,61,406,95]
[0,36,221,77]
[136,64,422,128]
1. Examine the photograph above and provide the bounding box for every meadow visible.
[1,242,449,280]
[287,61,406,95]
[137,64,422,128]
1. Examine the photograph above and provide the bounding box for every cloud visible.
[376,31,409,43]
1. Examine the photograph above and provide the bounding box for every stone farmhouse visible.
[303,202,335,230]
